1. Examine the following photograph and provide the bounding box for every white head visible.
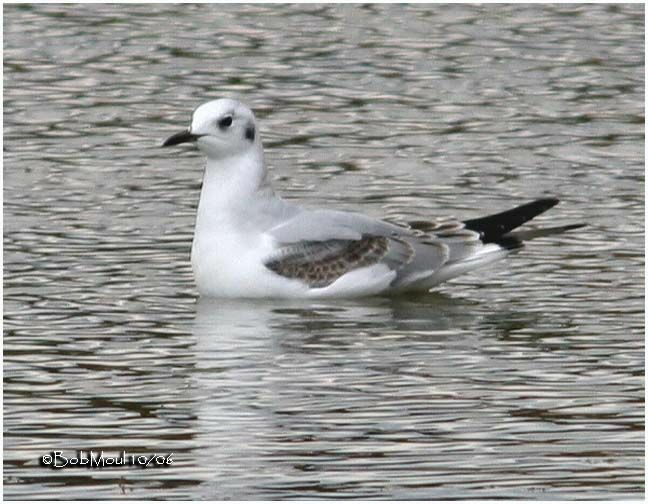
[162,98,259,160]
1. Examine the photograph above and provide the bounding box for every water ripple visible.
[4,3,643,500]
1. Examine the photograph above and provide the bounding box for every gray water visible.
[3,3,644,500]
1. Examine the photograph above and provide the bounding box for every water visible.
[3,3,644,500]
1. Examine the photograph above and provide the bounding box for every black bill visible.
[162,129,203,147]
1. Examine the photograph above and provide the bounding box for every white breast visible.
[190,226,307,298]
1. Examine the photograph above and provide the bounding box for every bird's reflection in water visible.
[188,292,543,499]
[193,292,481,343]
[190,291,542,366]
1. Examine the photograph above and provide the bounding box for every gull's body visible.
[163,99,583,299]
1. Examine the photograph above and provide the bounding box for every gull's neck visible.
[196,144,275,228]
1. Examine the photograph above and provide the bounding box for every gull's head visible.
[162,98,257,159]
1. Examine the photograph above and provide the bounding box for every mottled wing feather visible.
[265,235,413,288]
[265,210,490,291]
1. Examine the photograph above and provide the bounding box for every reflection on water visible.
[4,2,644,500]
[173,299,647,498]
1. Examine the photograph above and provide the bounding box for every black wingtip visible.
[464,197,564,244]
[517,197,560,215]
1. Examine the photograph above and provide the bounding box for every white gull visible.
[162,98,583,299]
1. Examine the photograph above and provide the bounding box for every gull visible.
[162,98,584,299]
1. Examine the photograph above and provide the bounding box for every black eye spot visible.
[245,124,255,142]
[217,115,233,129]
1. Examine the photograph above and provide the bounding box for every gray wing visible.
[267,209,406,242]
[264,209,484,289]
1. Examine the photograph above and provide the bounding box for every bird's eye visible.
[217,115,233,129]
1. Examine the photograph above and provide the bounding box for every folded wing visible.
[263,198,584,293]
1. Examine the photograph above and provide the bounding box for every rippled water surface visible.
[4,3,644,500]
